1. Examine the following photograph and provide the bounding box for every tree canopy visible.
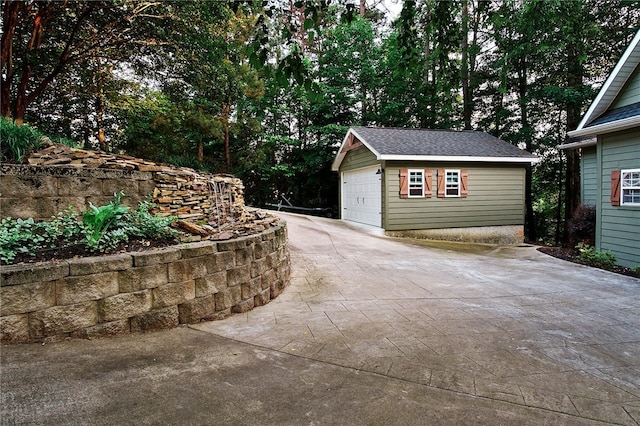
[2,0,638,244]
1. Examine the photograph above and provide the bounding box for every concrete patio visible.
[2,212,639,425]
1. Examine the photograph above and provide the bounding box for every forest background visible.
[2,0,639,245]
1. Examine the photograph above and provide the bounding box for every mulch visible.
[537,246,640,279]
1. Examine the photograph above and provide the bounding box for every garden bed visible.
[537,246,640,279]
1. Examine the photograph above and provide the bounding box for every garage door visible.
[341,166,382,227]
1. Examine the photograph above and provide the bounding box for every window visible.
[408,170,424,197]
[621,169,640,205]
[445,170,460,197]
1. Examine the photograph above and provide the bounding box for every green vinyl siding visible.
[598,129,640,268]
[383,162,525,231]
[340,146,378,172]
[581,146,598,206]
[611,66,640,108]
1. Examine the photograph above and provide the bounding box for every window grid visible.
[408,170,423,198]
[622,169,640,205]
[445,170,460,197]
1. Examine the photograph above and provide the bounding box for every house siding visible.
[598,129,640,267]
[612,66,640,108]
[580,146,598,206]
[340,146,378,172]
[383,162,525,231]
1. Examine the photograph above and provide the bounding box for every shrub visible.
[567,204,596,247]
[576,243,617,270]
[0,117,42,163]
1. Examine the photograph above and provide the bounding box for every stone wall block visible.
[119,264,168,293]
[216,237,249,252]
[152,280,195,309]
[262,270,276,290]
[227,265,251,287]
[168,257,209,283]
[99,290,152,322]
[102,179,139,197]
[180,241,216,259]
[56,272,119,306]
[68,254,132,276]
[241,278,261,300]
[138,180,157,197]
[254,287,271,307]
[234,246,252,266]
[208,252,235,273]
[270,279,285,299]
[58,177,102,196]
[131,306,179,333]
[30,301,98,338]
[0,174,57,197]
[254,241,274,260]
[132,247,181,267]
[195,272,226,297]
[231,298,254,314]
[70,319,130,339]
[0,314,30,343]
[1,262,69,287]
[1,281,56,316]
[178,295,216,323]
[250,258,267,278]
[215,287,241,311]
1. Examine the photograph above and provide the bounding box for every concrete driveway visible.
[2,212,640,425]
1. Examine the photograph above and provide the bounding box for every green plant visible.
[83,191,130,250]
[0,217,44,263]
[125,199,179,239]
[0,117,42,163]
[576,243,617,270]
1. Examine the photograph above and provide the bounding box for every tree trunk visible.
[563,45,583,246]
[223,100,231,171]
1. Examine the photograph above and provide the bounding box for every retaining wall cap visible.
[1,261,70,286]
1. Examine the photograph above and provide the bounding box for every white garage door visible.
[341,166,382,227]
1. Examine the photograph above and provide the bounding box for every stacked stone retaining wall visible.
[0,224,290,344]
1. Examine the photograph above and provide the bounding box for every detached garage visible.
[332,127,538,243]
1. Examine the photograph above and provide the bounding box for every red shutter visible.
[460,169,468,198]
[437,169,445,198]
[424,169,432,198]
[611,170,621,206]
[399,169,408,199]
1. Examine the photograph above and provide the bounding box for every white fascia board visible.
[567,115,640,138]
[378,154,539,164]
[575,30,640,131]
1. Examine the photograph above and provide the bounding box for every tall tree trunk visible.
[518,58,536,241]
[563,45,582,246]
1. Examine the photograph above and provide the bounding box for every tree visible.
[1,1,162,125]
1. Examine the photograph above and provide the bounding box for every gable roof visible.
[566,29,640,139]
[332,126,538,171]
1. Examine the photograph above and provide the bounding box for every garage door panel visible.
[342,166,381,227]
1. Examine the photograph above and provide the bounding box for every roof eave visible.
[331,127,382,171]
[574,30,640,131]
[378,154,539,164]
[566,115,640,140]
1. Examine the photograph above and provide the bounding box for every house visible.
[562,30,640,268]
[331,126,538,244]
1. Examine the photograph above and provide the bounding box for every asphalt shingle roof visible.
[586,101,640,127]
[350,126,536,159]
